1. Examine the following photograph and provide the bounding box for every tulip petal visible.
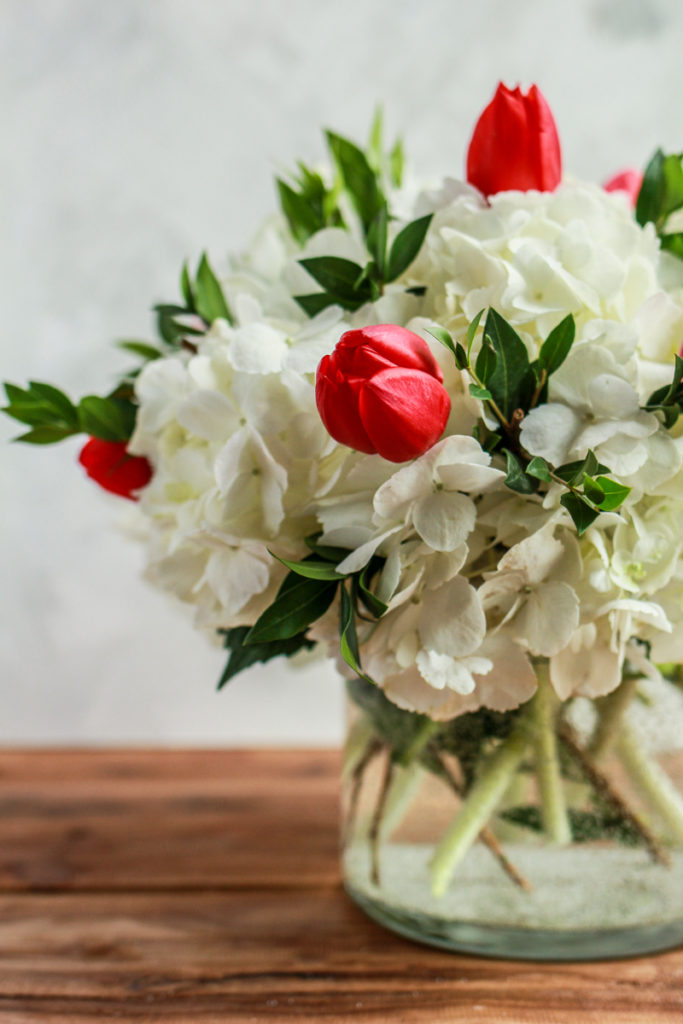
[358,367,450,463]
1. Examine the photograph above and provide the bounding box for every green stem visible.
[342,715,376,780]
[616,722,683,847]
[533,664,572,846]
[429,717,530,897]
[397,717,440,766]
[378,761,426,841]
[589,677,638,760]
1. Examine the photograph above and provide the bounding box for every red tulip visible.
[604,168,643,208]
[78,437,152,499]
[315,325,451,463]
[466,83,562,197]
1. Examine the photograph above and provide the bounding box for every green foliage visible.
[346,676,434,762]
[499,806,642,847]
[77,395,137,442]
[326,130,385,234]
[276,164,344,245]
[3,381,80,443]
[644,354,683,428]
[537,314,575,376]
[217,626,315,689]
[245,571,338,645]
[482,309,535,422]
[636,149,683,231]
[435,707,518,790]
[386,214,433,282]
[503,449,537,494]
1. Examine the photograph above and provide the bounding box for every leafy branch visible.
[636,149,683,260]
[428,310,630,534]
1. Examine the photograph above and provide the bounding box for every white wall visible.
[2,0,682,745]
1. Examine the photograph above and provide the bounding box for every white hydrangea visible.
[128,173,683,716]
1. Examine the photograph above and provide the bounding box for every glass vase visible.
[341,666,683,960]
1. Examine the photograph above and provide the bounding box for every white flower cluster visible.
[129,179,683,717]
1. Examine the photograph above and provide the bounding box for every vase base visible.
[345,881,683,961]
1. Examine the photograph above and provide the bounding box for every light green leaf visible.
[194,252,232,324]
[386,214,433,282]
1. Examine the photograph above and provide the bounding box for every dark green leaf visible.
[526,456,552,482]
[474,340,497,385]
[2,381,79,432]
[277,178,323,245]
[294,292,343,317]
[326,131,384,233]
[555,451,608,486]
[304,534,353,562]
[245,573,338,644]
[194,253,232,324]
[366,204,389,277]
[483,308,533,420]
[358,560,388,618]
[386,214,433,282]
[367,106,384,173]
[426,325,457,358]
[636,149,683,229]
[217,626,315,689]
[560,492,600,535]
[661,232,683,259]
[538,315,575,376]
[340,582,368,679]
[13,424,78,444]
[180,261,195,310]
[299,256,372,306]
[503,449,536,494]
[78,396,136,442]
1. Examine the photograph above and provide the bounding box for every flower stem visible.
[378,761,426,842]
[616,722,683,847]
[589,677,638,760]
[429,718,530,897]
[532,663,572,845]
[369,753,394,886]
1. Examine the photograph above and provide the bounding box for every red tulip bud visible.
[315,325,450,463]
[603,168,643,208]
[466,83,562,198]
[78,437,152,499]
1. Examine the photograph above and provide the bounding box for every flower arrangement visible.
[5,84,683,929]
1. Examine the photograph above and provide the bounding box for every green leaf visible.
[217,626,315,689]
[358,560,388,618]
[245,573,338,644]
[117,341,164,361]
[366,204,388,277]
[180,261,195,310]
[560,492,600,535]
[339,582,368,679]
[194,253,232,324]
[594,476,631,511]
[326,131,384,233]
[78,396,137,442]
[466,309,485,360]
[555,451,608,487]
[483,308,534,420]
[13,424,78,445]
[304,534,353,562]
[389,138,404,188]
[277,178,322,245]
[271,553,346,581]
[661,232,683,259]
[538,315,575,376]
[582,474,606,505]
[636,149,683,229]
[469,383,492,400]
[2,381,79,432]
[474,340,497,385]
[426,325,464,365]
[526,456,552,482]
[503,449,536,494]
[367,106,384,173]
[299,256,371,306]
[294,293,342,317]
[386,214,433,282]
[155,303,195,345]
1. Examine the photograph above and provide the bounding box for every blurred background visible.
[2,0,682,745]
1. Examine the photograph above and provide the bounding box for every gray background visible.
[2,0,682,744]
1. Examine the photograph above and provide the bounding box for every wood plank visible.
[0,750,340,891]
[0,890,681,1023]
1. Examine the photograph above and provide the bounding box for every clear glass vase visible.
[341,667,683,960]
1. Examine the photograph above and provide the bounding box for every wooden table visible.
[0,749,681,1022]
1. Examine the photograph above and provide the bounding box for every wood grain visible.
[0,748,681,1023]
